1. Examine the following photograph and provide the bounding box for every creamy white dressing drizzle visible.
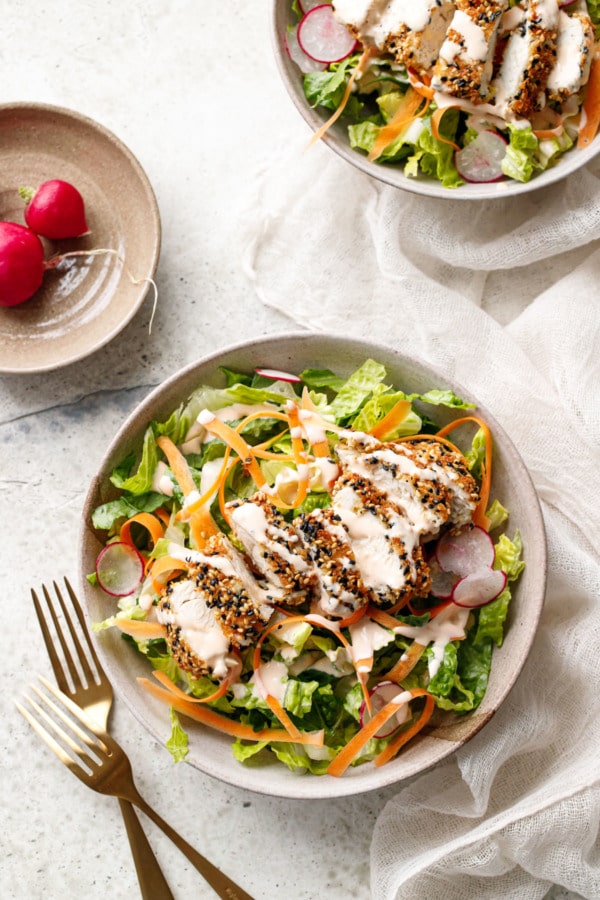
[441,9,489,62]
[333,0,436,37]
[229,501,310,574]
[391,603,470,678]
[252,660,288,702]
[348,619,396,670]
[151,461,175,497]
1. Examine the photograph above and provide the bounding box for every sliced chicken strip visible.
[157,534,272,680]
[546,2,595,104]
[227,491,317,607]
[431,0,509,102]
[332,0,456,77]
[491,0,560,119]
[297,506,369,616]
[331,471,431,608]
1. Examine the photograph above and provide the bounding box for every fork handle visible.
[132,794,255,900]
[119,799,175,900]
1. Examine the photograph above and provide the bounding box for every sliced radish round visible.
[254,367,301,383]
[359,681,410,738]
[436,525,495,577]
[96,541,145,597]
[429,557,459,599]
[284,24,327,73]
[451,567,507,609]
[297,5,358,64]
[454,130,507,183]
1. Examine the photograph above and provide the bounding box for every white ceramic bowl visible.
[271,2,600,200]
[79,332,546,798]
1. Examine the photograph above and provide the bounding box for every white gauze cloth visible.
[240,137,600,899]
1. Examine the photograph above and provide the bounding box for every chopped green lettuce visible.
[166,709,189,763]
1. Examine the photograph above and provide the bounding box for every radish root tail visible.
[44,248,159,333]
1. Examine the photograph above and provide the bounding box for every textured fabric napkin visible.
[240,137,600,899]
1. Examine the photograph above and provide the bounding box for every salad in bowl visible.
[274,0,600,196]
[80,334,545,798]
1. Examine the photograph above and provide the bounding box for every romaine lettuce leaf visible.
[109,427,158,495]
[329,358,387,421]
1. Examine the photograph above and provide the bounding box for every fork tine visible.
[52,579,98,687]
[24,688,101,772]
[15,698,80,771]
[62,577,106,680]
[30,678,107,759]
[31,586,73,694]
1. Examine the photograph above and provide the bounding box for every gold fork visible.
[26,580,254,900]
[17,677,255,900]
[31,579,174,899]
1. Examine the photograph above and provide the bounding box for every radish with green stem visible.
[19,178,89,239]
[0,222,45,306]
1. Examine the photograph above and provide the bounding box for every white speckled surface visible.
[0,3,586,899]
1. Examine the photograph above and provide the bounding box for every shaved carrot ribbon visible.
[435,416,493,530]
[327,687,432,776]
[156,435,197,496]
[151,669,232,705]
[199,415,267,489]
[407,67,434,100]
[264,693,304,741]
[189,505,221,548]
[431,106,460,152]
[374,689,435,768]
[119,512,164,550]
[531,107,564,141]
[148,554,190,592]
[369,87,429,162]
[307,46,380,149]
[115,619,167,640]
[578,49,600,149]
[368,398,412,440]
[285,403,310,508]
[138,677,325,746]
[176,447,232,521]
[384,641,428,684]
[154,507,171,527]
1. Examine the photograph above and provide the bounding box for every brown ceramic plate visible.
[79,332,547,799]
[0,103,161,373]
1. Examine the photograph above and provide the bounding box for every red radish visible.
[297,5,358,64]
[451,567,507,609]
[436,525,495,577]
[0,222,45,307]
[255,367,302,383]
[285,24,327,73]
[359,681,411,738]
[20,179,89,239]
[428,556,459,599]
[95,541,145,597]
[454,131,507,183]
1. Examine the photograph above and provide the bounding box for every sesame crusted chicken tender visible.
[296,507,370,616]
[546,2,595,105]
[332,0,456,77]
[392,439,480,529]
[331,471,431,608]
[336,435,453,538]
[226,491,318,608]
[157,535,272,681]
[431,0,509,102]
[491,0,560,119]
